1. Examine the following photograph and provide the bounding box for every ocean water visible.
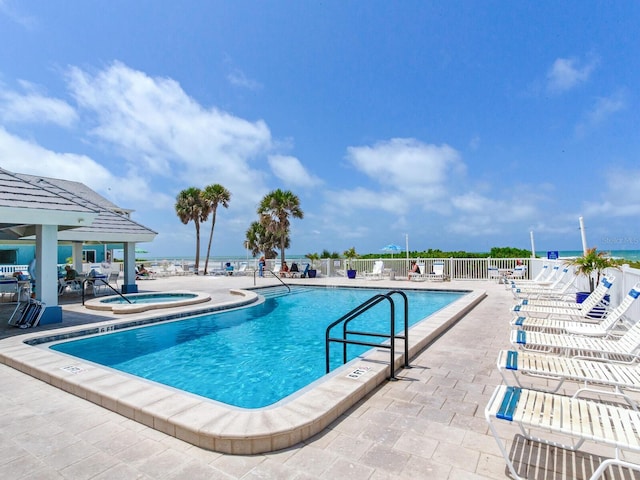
[538,250,640,262]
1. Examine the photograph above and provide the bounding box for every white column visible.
[122,242,138,293]
[36,224,62,324]
[530,231,536,258]
[72,241,83,272]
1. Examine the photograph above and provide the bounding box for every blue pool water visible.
[51,286,464,408]
[100,292,198,304]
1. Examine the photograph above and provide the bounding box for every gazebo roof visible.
[0,168,156,243]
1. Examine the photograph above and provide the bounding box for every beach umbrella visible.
[381,244,403,258]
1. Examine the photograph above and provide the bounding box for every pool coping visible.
[0,286,486,454]
[84,290,212,313]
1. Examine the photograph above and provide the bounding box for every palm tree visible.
[244,221,278,259]
[257,189,303,265]
[201,184,231,274]
[565,247,619,292]
[175,187,207,273]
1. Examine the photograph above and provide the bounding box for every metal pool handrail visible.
[81,278,132,305]
[325,290,409,380]
[253,269,291,292]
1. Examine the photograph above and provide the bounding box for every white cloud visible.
[268,155,322,187]
[0,83,78,126]
[0,0,37,29]
[0,127,169,207]
[64,61,274,213]
[325,187,407,214]
[581,169,640,218]
[227,70,262,90]
[547,56,597,93]
[575,90,627,137]
[347,138,463,189]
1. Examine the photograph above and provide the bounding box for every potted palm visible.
[306,252,319,278]
[343,247,358,279]
[565,247,619,308]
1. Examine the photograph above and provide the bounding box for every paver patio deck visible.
[0,275,637,479]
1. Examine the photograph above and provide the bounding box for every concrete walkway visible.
[0,276,634,479]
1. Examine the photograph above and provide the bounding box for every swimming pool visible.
[51,286,463,408]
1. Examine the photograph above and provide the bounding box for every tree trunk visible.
[204,209,217,274]
[194,221,201,274]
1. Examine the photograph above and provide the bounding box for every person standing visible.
[258,256,266,277]
[27,255,36,297]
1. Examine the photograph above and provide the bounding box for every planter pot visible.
[307,269,317,278]
[347,269,357,279]
[576,291,610,318]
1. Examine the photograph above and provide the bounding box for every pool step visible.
[257,285,312,299]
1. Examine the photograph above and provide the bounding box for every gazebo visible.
[0,168,157,324]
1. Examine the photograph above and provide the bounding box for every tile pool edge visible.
[0,287,486,454]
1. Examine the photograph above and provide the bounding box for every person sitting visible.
[290,262,300,277]
[408,261,421,280]
[280,261,290,277]
[64,265,78,281]
[409,261,421,275]
[225,262,234,276]
[136,264,153,279]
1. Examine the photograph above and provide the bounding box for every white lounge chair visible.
[510,270,577,300]
[497,349,640,406]
[514,275,614,310]
[510,264,555,285]
[511,280,636,337]
[511,276,616,320]
[509,267,571,292]
[510,305,640,361]
[364,260,384,280]
[486,385,640,480]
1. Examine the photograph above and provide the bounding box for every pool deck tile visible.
[0,274,637,478]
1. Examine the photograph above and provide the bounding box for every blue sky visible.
[1,1,639,258]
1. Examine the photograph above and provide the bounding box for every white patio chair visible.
[94,271,120,295]
[0,278,19,302]
[506,265,527,281]
[486,385,640,480]
[364,260,384,280]
[58,276,83,295]
[487,266,501,282]
[408,262,427,281]
[427,261,446,281]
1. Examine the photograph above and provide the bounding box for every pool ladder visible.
[325,290,410,380]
